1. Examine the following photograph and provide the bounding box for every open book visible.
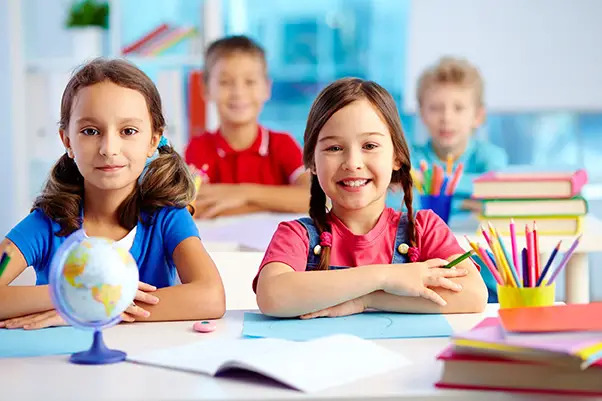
[127,334,409,392]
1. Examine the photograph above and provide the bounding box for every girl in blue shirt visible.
[0,59,225,329]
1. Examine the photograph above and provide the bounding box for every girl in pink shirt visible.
[255,78,488,318]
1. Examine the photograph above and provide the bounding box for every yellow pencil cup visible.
[497,283,556,309]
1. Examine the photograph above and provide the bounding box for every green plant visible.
[66,0,109,29]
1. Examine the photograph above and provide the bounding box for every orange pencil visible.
[444,162,464,195]
[446,153,453,176]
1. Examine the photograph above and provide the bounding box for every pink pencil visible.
[480,225,493,248]
[478,245,504,285]
[509,218,521,282]
[444,163,464,195]
[533,221,541,282]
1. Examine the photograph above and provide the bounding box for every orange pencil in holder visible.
[497,283,555,309]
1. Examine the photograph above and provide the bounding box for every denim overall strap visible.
[297,217,349,271]
[297,217,321,270]
[390,214,412,264]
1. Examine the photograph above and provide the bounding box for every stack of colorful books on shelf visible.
[436,303,602,396]
[122,23,198,57]
[472,169,588,235]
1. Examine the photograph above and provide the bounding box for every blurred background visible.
[1,0,601,298]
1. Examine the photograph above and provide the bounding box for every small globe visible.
[50,229,139,329]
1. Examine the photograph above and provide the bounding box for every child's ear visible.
[148,132,161,157]
[392,157,402,172]
[59,130,73,157]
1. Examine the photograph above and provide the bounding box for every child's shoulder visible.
[466,138,508,167]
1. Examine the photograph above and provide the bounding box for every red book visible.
[472,169,588,199]
[122,23,170,55]
[436,347,602,395]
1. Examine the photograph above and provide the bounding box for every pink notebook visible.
[472,169,588,199]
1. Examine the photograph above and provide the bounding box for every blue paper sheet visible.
[0,326,93,358]
[243,312,453,341]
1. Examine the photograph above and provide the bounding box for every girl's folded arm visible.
[133,237,226,322]
[256,261,386,318]
[0,239,54,320]
[366,255,488,314]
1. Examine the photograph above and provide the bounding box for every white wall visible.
[0,0,28,235]
[405,0,602,112]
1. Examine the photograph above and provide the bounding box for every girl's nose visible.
[99,133,120,157]
[342,148,363,171]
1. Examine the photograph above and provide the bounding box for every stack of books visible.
[437,303,602,395]
[472,169,588,235]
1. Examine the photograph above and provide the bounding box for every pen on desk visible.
[444,250,474,268]
[0,251,11,279]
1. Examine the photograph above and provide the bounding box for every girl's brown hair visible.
[33,58,195,236]
[303,78,415,270]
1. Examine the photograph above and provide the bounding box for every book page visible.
[127,334,410,392]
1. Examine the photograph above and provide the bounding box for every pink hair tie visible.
[408,247,420,262]
[319,232,333,247]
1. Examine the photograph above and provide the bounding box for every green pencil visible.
[0,252,10,279]
[444,250,474,268]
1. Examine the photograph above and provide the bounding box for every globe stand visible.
[70,330,126,365]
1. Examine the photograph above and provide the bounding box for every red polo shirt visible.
[185,126,305,185]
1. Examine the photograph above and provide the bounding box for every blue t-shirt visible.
[6,206,199,288]
[403,138,508,214]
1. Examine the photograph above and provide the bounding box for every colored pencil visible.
[525,224,535,287]
[444,250,474,268]
[536,240,562,286]
[477,245,504,285]
[420,159,428,174]
[533,222,541,282]
[495,228,522,287]
[509,218,520,282]
[547,235,582,285]
[410,169,424,194]
[446,153,453,176]
[432,165,444,195]
[445,163,464,195]
[480,225,493,248]
[0,251,10,279]
[522,247,529,287]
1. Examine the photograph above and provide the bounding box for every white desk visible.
[2,305,590,401]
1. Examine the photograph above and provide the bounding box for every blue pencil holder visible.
[419,194,452,224]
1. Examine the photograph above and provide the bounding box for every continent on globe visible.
[91,284,123,317]
[63,248,89,288]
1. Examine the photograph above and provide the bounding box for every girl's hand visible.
[195,184,249,219]
[0,310,67,330]
[300,296,368,319]
[382,259,468,306]
[121,281,159,322]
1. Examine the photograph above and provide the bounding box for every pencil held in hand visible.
[444,250,474,269]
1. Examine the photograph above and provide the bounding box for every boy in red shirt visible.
[185,36,310,218]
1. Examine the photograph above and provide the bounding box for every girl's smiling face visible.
[314,99,401,215]
[60,81,160,193]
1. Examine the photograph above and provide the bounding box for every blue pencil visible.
[536,240,562,287]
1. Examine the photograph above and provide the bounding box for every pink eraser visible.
[193,320,216,333]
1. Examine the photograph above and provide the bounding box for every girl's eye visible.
[81,128,99,136]
[326,145,342,152]
[246,79,257,86]
[122,128,138,136]
[455,105,465,112]
[364,143,378,150]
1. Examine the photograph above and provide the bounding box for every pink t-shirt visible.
[253,208,466,291]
